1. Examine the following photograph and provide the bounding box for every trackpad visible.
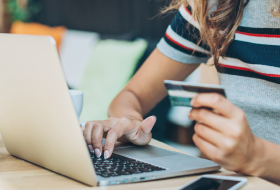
[113,145,180,159]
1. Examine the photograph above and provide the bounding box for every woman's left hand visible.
[188,93,261,175]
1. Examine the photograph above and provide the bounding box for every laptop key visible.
[139,168,153,172]
[125,168,138,173]
[109,168,118,172]
[116,171,131,175]
[101,174,110,178]
[131,161,142,164]
[152,167,165,171]
[104,171,115,175]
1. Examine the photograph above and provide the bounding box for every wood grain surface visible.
[0,135,278,190]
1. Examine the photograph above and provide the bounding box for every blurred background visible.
[0,0,219,157]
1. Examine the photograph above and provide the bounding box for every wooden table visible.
[0,136,278,190]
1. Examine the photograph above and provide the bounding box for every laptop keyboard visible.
[90,152,166,178]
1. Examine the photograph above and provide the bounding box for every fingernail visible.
[188,111,193,120]
[104,150,109,159]
[94,148,101,158]
[88,145,93,152]
[190,98,195,106]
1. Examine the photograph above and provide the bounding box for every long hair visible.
[163,0,280,65]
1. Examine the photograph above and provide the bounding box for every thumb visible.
[129,116,156,145]
[140,116,157,133]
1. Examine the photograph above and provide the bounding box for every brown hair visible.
[270,0,280,17]
[164,0,279,65]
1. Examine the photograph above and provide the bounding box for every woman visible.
[83,0,280,184]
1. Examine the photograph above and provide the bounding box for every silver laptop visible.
[0,34,220,186]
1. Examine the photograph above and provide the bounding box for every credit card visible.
[164,80,226,107]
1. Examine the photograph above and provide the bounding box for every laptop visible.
[0,34,220,186]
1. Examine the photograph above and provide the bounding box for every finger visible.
[141,116,156,133]
[81,126,85,135]
[194,123,227,148]
[93,120,117,157]
[137,116,155,144]
[103,122,126,159]
[191,93,239,118]
[84,121,95,146]
[193,134,221,164]
[90,122,105,157]
[128,116,156,145]
[84,120,112,157]
[189,108,229,133]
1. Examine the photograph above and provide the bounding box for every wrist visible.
[244,136,266,176]
[108,109,143,121]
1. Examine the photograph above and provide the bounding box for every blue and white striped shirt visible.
[157,1,280,144]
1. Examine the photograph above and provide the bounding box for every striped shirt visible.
[157,1,280,144]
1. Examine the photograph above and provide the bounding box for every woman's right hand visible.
[82,49,199,160]
[83,115,157,159]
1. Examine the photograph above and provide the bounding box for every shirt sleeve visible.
[157,4,210,64]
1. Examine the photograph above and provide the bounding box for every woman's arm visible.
[254,138,280,184]
[84,48,200,158]
[109,48,199,117]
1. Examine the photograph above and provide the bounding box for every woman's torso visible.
[157,0,280,144]
[218,0,280,144]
